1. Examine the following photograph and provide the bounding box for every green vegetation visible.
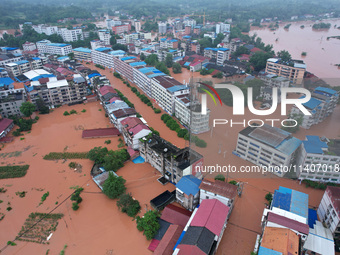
[43,152,89,160]
[88,147,130,172]
[63,111,70,116]
[229,180,238,185]
[302,180,327,190]
[70,188,84,210]
[102,172,127,199]
[301,51,307,56]
[36,97,50,114]
[215,174,225,182]
[15,191,27,198]
[0,165,29,179]
[17,212,63,244]
[59,244,68,255]
[104,140,111,145]
[19,102,35,118]
[7,241,16,246]
[40,191,49,205]
[117,193,141,217]
[212,72,223,79]
[284,23,291,29]
[69,109,77,114]
[95,64,105,70]
[68,162,77,168]
[144,54,170,75]
[136,210,161,240]
[12,129,23,136]
[250,51,273,71]
[265,192,273,204]
[165,54,173,68]
[277,50,292,62]
[81,109,86,113]
[114,89,134,108]
[154,108,161,114]
[313,23,331,29]
[172,62,182,74]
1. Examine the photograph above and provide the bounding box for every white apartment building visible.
[133,66,163,98]
[134,21,141,32]
[91,47,115,68]
[183,19,196,28]
[98,29,111,45]
[5,60,31,77]
[297,136,340,183]
[32,24,58,35]
[291,87,339,129]
[216,23,231,34]
[36,40,72,56]
[90,39,105,50]
[174,95,210,134]
[204,47,230,66]
[106,19,122,29]
[260,74,290,88]
[158,22,167,34]
[22,41,37,52]
[58,28,83,42]
[317,186,340,243]
[125,33,139,44]
[234,124,302,177]
[73,47,92,62]
[151,76,189,114]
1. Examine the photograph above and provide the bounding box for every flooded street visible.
[250,19,340,86]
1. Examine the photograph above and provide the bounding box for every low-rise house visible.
[317,186,340,247]
[120,117,151,149]
[174,199,229,255]
[199,179,237,216]
[0,79,26,117]
[139,134,203,184]
[0,117,14,138]
[297,136,340,183]
[204,47,230,66]
[110,108,137,132]
[176,175,202,211]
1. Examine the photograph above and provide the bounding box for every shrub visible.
[147,102,152,107]
[70,109,77,114]
[265,192,273,203]
[102,172,126,199]
[195,138,207,148]
[72,202,79,211]
[81,109,86,113]
[215,174,225,182]
[229,180,238,185]
[136,210,160,240]
[13,129,23,137]
[117,193,141,217]
[35,116,40,121]
[177,129,188,138]
[104,140,111,144]
[68,162,77,168]
[154,108,161,114]
[63,111,70,116]
[0,165,29,179]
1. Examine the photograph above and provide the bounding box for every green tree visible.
[215,174,225,182]
[277,50,291,62]
[136,210,160,240]
[88,146,109,164]
[155,62,170,75]
[265,192,273,203]
[165,54,173,68]
[68,52,74,59]
[117,193,141,217]
[110,36,117,45]
[19,102,36,118]
[145,54,159,66]
[250,51,272,72]
[198,37,213,51]
[112,43,128,52]
[102,172,126,199]
[232,46,250,57]
[36,97,49,114]
[172,62,182,73]
[140,52,146,61]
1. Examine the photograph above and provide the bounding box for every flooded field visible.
[250,19,340,86]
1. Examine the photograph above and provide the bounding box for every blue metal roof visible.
[73,47,91,53]
[32,57,40,60]
[176,175,201,196]
[169,49,177,53]
[167,85,187,93]
[14,60,29,65]
[121,56,136,61]
[160,38,167,41]
[275,136,302,156]
[57,56,69,60]
[88,73,102,78]
[308,209,317,228]
[129,61,146,67]
[303,136,328,154]
[258,246,282,255]
[314,86,337,96]
[47,43,70,47]
[109,50,126,56]
[2,47,18,51]
[169,39,178,42]
[148,73,166,78]
[95,47,112,52]
[141,47,151,51]
[301,96,322,110]
[31,74,55,81]
[0,77,14,86]
[183,36,191,39]
[184,62,190,67]
[272,187,308,219]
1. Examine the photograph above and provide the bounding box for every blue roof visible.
[14,60,29,65]
[176,175,201,196]
[303,135,328,154]
[95,47,112,52]
[314,86,337,96]
[57,56,69,60]
[217,47,230,51]
[109,50,126,56]
[204,47,229,52]
[258,246,282,255]
[160,38,167,41]
[272,186,308,219]
[0,77,14,86]
[169,49,177,53]
[148,73,166,78]
[308,208,317,228]
[129,61,146,67]
[32,57,40,60]
[47,43,70,47]
[2,47,18,51]
[169,39,178,42]
[121,56,136,61]
[301,96,322,110]
[73,47,91,53]
[88,73,102,79]
[141,47,151,51]
[184,62,190,67]
[275,136,302,156]
[183,36,191,39]
[31,74,55,81]
[167,85,187,93]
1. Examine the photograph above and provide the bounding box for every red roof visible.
[109,97,122,104]
[99,85,115,96]
[250,47,264,53]
[190,199,229,236]
[120,117,143,129]
[38,77,50,84]
[82,128,120,138]
[210,70,219,76]
[0,118,13,134]
[129,124,149,135]
[327,186,340,216]
[267,212,309,235]
[127,146,139,158]
[161,204,192,227]
[148,239,160,252]
[176,244,206,255]
[154,225,184,255]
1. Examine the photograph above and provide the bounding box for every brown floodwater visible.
[250,19,340,86]
[0,65,337,255]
